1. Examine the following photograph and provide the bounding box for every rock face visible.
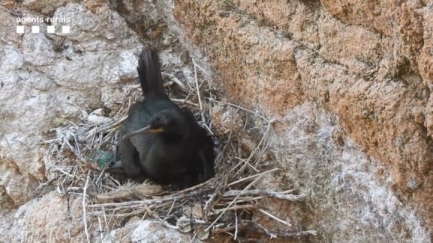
[0,2,141,212]
[0,0,432,242]
[170,0,433,240]
[8,191,86,243]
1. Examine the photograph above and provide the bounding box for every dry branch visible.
[222,190,306,201]
[212,221,317,238]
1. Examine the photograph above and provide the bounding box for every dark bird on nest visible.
[115,47,215,189]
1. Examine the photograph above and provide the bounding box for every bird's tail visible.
[137,48,167,97]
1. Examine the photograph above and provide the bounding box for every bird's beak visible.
[146,127,165,133]
[122,126,164,139]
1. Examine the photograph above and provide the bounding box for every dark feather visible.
[116,47,215,189]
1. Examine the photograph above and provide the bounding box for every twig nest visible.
[211,104,243,135]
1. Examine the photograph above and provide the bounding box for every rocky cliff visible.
[0,0,432,242]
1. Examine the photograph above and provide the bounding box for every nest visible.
[45,60,316,242]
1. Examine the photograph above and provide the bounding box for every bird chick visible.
[117,47,215,189]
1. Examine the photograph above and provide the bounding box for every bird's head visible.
[123,110,182,139]
[147,110,180,134]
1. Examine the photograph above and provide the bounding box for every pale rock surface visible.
[105,220,198,243]
[0,1,141,206]
[9,191,86,243]
[262,103,429,242]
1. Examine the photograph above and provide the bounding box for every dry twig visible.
[83,172,91,243]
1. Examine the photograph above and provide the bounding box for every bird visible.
[116,47,215,189]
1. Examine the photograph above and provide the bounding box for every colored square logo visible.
[31,26,40,33]
[62,26,70,33]
[16,26,24,33]
[47,26,55,33]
